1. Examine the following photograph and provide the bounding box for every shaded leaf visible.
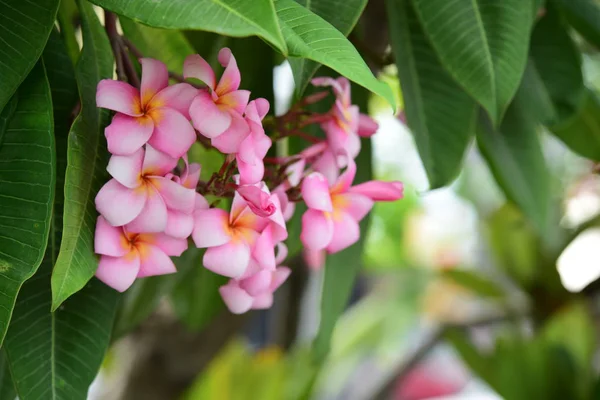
[411,0,534,123]
[0,352,15,400]
[555,0,600,49]
[387,0,477,188]
[441,269,504,299]
[274,0,395,109]
[0,0,59,110]
[0,62,55,345]
[289,0,368,96]
[51,0,114,310]
[89,0,287,55]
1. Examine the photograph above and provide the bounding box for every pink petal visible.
[335,193,373,221]
[211,112,250,154]
[358,114,378,137]
[312,150,339,186]
[311,77,344,98]
[125,185,168,233]
[182,163,201,189]
[106,148,144,189]
[94,216,130,257]
[136,243,177,277]
[96,80,142,116]
[151,83,199,119]
[203,240,251,278]
[95,179,147,227]
[217,90,250,114]
[349,181,404,201]
[275,242,288,265]
[183,54,216,89]
[142,145,179,177]
[251,293,274,310]
[301,172,333,212]
[267,194,288,241]
[237,157,265,185]
[105,113,154,156]
[236,185,276,217]
[195,193,209,210]
[270,267,291,290]
[190,90,232,138]
[252,225,276,270]
[139,232,189,256]
[164,209,194,239]
[301,209,334,251]
[239,258,261,280]
[254,98,270,119]
[192,208,231,248]
[147,107,196,158]
[285,159,306,188]
[239,269,272,296]
[216,47,241,95]
[303,249,325,270]
[330,154,356,195]
[96,252,140,292]
[219,282,253,314]
[326,212,360,253]
[140,58,169,106]
[150,177,195,213]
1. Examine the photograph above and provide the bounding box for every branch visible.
[104,11,126,82]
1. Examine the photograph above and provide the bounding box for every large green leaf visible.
[89,0,287,55]
[0,62,55,345]
[410,0,534,123]
[312,85,372,361]
[476,89,551,236]
[0,352,15,400]
[289,0,368,96]
[0,0,59,111]
[51,0,114,310]
[274,0,396,110]
[387,0,477,188]
[555,0,600,49]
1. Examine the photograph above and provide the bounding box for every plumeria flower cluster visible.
[93,47,403,314]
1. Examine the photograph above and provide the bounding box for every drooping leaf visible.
[476,89,551,236]
[289,0,368,96]
[0,0,59,110]
[0,62,55,345]
[89,0,287,55]
[312,84,373,361]
[0,352,15,400]
[386,0,477,188]
[441,269,505,299]
[51,0,114,310]
[555,0,600,49]
[410,0,534,123]
[274,0,396,110]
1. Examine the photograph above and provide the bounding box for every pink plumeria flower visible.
[163,160,209,238]
[97,58,197,157]
[237,99,272,185]
[94,216,187,292]
[219,265,291,314]
[95,145,196,233]
[300,156,403,253]
[184,48,251,154]
[311,77,378,159]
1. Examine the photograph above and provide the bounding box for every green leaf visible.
[0,352,16,400]
[171,248,227,330]
[56,0,80,64]
[89,0,287,55]
[441,269,504,298]
[274,0,396,110]
[476,89,551,236]
[555,0,600,49]
[0,0,59,111]
[0,97,17,149]
[312,86,372,361]
[0,62,55,346]
[51,0,114,310]
[288,0,368,96]
[386,0,477,188]
[410,0,534,123]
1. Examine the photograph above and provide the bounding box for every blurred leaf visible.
[0,62,55,346]
[410,0,534,124]
[386,0,477,188]
[445,328,493,383]
[56,0,80,64]
[171,248,227,331]
[51,0,114,310]
[274,0,396,109]
[0,352,15,400]
[90,0,287,54]
[289,0,368,96]
[441,269,505,299]
[555,0,600,49]
[120,17,195,71]
[0,0,59,110]
[487,204,539,287]
[519,60,559,125]
[228,37,276,103]
[476,88,552,237]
